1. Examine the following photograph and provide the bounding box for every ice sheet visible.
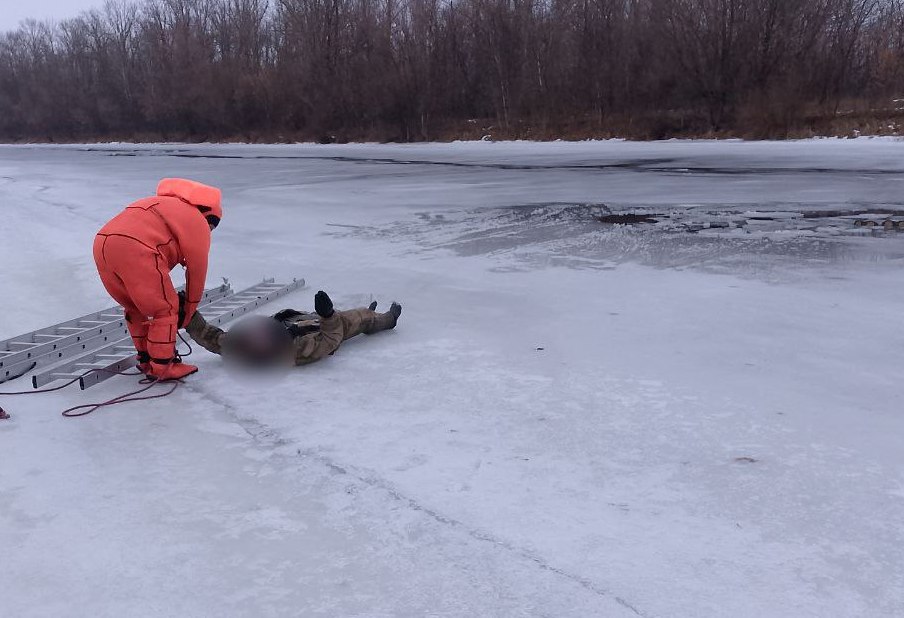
[1,140,903,617]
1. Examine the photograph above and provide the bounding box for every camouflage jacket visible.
[186,309,344,366]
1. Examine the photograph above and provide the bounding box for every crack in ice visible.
[186,382,648,617]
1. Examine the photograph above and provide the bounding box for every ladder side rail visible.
[188,279,301,324]
[31,335,133,389]
[78,357,138,390]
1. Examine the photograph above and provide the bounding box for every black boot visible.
[365,302,402,334]
[388,302,402,327]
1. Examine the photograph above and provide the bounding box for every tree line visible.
[1,0,902,142]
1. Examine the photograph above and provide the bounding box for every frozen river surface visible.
[1,140,903,617]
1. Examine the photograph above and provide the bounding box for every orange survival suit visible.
[93,178,222,381]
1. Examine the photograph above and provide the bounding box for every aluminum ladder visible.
[0,283,233,384]
[32,278,304,390]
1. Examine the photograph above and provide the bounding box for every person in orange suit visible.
[93,178,222,381]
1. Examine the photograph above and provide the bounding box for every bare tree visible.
[0,0,902,141]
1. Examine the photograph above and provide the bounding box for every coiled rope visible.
[0,333,194,419]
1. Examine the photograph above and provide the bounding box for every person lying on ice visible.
[93,178,222,381]
[184,290,402,367]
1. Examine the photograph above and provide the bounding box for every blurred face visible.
[221,349,294,385]
[220,318,294,369]
[222,345,293,369]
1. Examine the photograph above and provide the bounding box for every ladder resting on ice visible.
[0,284,232,383]
[0,278,304,389]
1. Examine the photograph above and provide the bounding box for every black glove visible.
[177,291,187,327]
[273,308,304,322]
[314,291,334,318]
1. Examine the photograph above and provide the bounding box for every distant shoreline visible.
[2,127,903,147]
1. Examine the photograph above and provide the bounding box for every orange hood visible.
[156,178,223,226]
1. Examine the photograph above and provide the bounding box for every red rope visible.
[0,367,182,418]
[62,379,180,417]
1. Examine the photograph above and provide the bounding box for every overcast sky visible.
[1,0,102,32]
